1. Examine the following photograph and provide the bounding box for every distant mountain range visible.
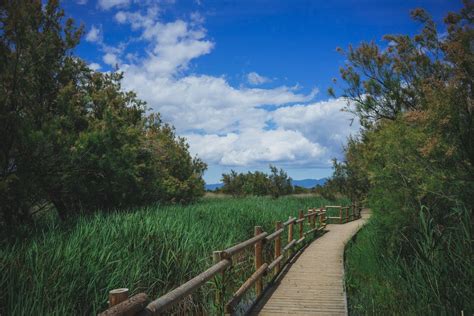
[291,178,328,188]
[205,178,327,191]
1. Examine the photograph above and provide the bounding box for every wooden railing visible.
[326,204,362,224]
[99,205,359,316]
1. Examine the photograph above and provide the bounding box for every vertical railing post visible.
[339,207,343,224]
[346,207,349,222]
[299,210,304,239]
[109,288,129,308]
[311,209,316,229]
[213,250,225,313]
[318,208,323,227]
[288,216,294,256]
[274,221,282,275]
[254,226,263,297]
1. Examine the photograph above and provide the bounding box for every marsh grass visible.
[0,195,347,315]
[345,206,473,315]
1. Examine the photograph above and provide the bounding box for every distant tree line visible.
[0,1,206,228]
[220,165,293,198]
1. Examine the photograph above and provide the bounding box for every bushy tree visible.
[221,165,293,198]
[268,165,293,198]
[0,0,206,226]
[331,2,473,313]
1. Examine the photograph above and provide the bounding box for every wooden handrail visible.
[265,228,284,242]
[283,217,296,226]
[268,255,284,271]
[143,259,231,314]
[222,232,268,258]
[295,217,305,224]
[283,239,296,252]
[225,263,268,313]
[98,293,149,316]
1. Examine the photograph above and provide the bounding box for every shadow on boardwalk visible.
[250,210,371,316]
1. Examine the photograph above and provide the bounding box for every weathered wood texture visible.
[255,210,370,316]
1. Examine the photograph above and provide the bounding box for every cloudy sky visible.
[67,0,459,183]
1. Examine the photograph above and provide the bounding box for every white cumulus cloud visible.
[98,0,130,10]
[88,6,359,170]
[85,25,102,43]
[103,53,119,66]
[272,98,359,153]
[88,62,102,71]
[247,72,270,85]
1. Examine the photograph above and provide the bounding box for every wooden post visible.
[288,217,294,242]
[299,210,304,239]
[287,216,294,257]
[311,209,316,229]
[109,288,129,307]
[318,208,323,227]
[274,221,282,275]
[339,207,343,224]
[346,207,349,222]
[254,226,263,297]
[213,251,224,313]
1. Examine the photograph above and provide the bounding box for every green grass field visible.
[1,195,348,315]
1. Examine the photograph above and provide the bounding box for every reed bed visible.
[1,195,347,315]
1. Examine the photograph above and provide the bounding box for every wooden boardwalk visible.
[253,210,370,315]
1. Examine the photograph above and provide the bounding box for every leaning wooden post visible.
[339,207,343,224]
[109,288,129,307]
[254,226,264,297]
[298,210,304,239]
[213,251,225,313]
[274,221,282,275]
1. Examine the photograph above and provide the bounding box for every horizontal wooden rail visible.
[222,232,268,258]
[225,263,268,313]
[143,259,231,314]
[283,217,296,226]
[296,237,305,244]
[283,239,296,252]
[295,218,305,224]
[265,228,284,242]
[324,204,362,224]
[268,255,284,271]
[98,293,149,316]
[304,226,322,236]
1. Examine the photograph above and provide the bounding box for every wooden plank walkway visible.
[253,210,370,316]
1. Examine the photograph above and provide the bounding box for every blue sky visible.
[65,0,461,183]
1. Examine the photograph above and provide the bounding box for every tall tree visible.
[0,0,206,227]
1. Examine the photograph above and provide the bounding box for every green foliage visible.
[0,195,342,315]
[332,2,474,313]
[345,206,473,314]
[293,185,310,194]
[221,165,293,198]
[268,165,293,198]
[0,1,206,227]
